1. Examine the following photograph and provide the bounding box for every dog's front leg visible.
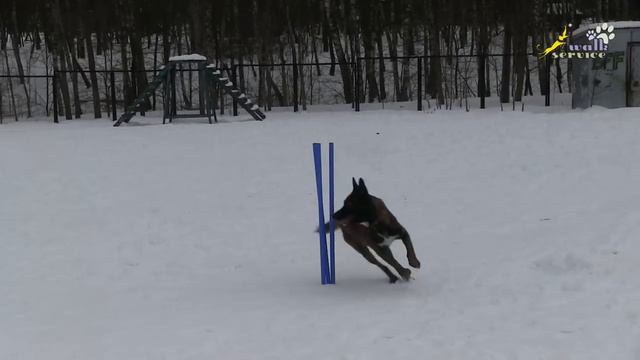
[371,245,411,281]
[356,246,400,283]
[399,230,421,269]
[342,228,399,283]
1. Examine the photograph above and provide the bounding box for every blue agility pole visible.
[328,143,336,284]
[313,143,330,284]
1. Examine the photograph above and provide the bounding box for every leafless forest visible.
[0,0,638,120]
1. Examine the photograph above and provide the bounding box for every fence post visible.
[479,53,486,109]
[355,59,361,112]
[353,61,357,111]
[417,57,423,111]
[171,67,177,116]
[293,62,299,112]
[152,69,157,111]
[232,65,238,116]
[138,71,145,117]
[545,56,551,106]
[110,71,117,121]
[53,71,59,123]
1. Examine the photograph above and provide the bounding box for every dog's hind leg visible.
[360,247,400,283]
[342,224,399,283]
[371,245,412,281]
[348,243,399,283]
[399,230,421,269]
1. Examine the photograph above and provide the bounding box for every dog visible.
[321,178,421,283]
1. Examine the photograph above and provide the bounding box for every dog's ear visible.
[358,178,368,194]
[352,177,358,190]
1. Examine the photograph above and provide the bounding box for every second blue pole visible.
[328,143,335,284]
[313,142,335,285]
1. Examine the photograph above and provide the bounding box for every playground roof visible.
[168,54,207,62]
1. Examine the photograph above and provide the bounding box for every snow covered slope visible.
[2,106,640,359]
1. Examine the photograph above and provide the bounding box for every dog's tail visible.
[314,221,342,233]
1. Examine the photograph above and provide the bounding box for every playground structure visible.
[113,54,266,127]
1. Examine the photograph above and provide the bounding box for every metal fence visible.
[0,53,564,123]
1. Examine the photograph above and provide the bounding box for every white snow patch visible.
[3,106,640,359]
[168,54,207,62]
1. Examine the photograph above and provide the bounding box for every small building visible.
[571,21,640,108]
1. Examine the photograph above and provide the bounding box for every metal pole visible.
[53,72,59,123]
[328,142,335,284]
[479,54,486,109]
[351,62,355,109]
[313,143,330,284]
[171,67,177,117]
[417,58,423,111]
[232,65,238,116]
[293,63,299,112]
[355,59,361,112]
[110,71,117,121]
[545,56,551,107]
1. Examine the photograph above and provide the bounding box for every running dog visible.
[321,178,421,283]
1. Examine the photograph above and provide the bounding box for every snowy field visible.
[2,106,640,359]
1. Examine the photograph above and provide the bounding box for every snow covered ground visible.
[2,105,640,359]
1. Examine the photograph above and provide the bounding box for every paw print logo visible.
[594,23,616,44]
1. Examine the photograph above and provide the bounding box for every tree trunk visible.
[329,30,353,103]
[162,29,171,63]
[500,27,512,103]
[49,0,73,120]
[85,30,102,118]
[120,33,133,107]
[54,47,72,120]
[3,48,19,121]
[66,40,82,119]
[378,29,387,101]
[11,34,32,117]
[513,33,526,101]
[279,43,289,104]
[130,32,149,106]
[0,82,3,124]
[428,29,444,104]
[555,57,563,93]
[298,33,307,111]
[399,21,414,101]
[359,0,379,102]
[386,30,401,101]
[11,3,31,117]
[326,0,353,103]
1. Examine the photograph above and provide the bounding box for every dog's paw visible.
[399,268,412,281]
[388,275,399,284]
[409,258,421,269]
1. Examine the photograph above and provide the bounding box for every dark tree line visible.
[1,0,639,119]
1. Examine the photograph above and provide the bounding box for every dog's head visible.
[333,178,376,224]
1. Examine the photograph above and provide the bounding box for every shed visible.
[571,21,640,108]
